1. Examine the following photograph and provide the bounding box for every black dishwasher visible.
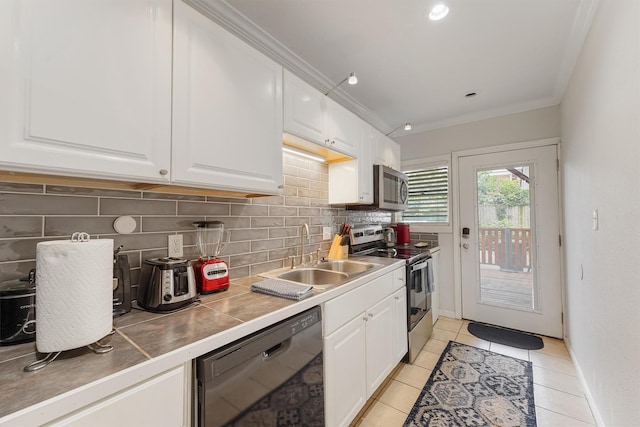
[195,306,324,427]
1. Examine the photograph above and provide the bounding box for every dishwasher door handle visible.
[262,339,288,359]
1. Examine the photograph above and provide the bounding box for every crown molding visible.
[185,0,391,132]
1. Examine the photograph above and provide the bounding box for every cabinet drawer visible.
[324,274,392,335]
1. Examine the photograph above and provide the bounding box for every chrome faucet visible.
[300,223,310,266]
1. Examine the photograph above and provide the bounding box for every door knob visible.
[463,243,470,249]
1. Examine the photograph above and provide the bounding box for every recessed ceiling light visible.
[429,4,449,21]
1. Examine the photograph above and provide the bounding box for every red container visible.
[393,223,410,245]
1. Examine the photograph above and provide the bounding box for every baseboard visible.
[564,337,605,426]
[436,310,457,320]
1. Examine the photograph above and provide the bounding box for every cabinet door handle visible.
[395,296,400,300]
[368,313,374,318]
[159,169,169,176]
[363,316,368,321]
[324,138,330,145]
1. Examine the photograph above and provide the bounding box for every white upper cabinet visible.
[325,100,359,156]
[283,69,326,145]
[172,1,283,194]
[328,121,373,205]
[0,0,173,182]
[283,70,358,158]
[373,130,401,171]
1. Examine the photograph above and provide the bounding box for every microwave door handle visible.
[412,261,428,272]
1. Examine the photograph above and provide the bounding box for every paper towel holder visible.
[24,232,115,372]
[24,330,115,372]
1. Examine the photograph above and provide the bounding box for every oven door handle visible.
[411,260,428,272]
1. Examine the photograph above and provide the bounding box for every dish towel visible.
[251,279,314,301]
[426,258,435,293]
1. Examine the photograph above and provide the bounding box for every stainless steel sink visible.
[315,260,375,274]
[277,268,348,287]
[259,259,383,290]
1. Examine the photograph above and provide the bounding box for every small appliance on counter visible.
[112,246,131,317]
[137,257,198,312]
[383,227,396,247]
[392,223,411,245]
[0,269,36,346]
[192,221,230,294]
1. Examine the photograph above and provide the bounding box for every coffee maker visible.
[192,221,230,294]
[112,246,131,317]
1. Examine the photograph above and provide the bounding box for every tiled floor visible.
[351,317,596,426]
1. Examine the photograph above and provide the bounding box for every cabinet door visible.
[324,315,367,427]
[373,131,401,170]
[172,1,283,193]
[326,99,359,157]
[48,365,189,427]
[283,70,326,145]
[365,295,394,397]
[431,251,441,324]
[357,122,374,203]
[0,0,172,182]
[392,286,409,362]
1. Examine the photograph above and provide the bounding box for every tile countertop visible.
[0,256,405,426]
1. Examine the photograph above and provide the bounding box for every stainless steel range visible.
[349,224,434,363]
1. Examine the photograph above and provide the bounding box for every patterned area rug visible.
[404,341,536,427]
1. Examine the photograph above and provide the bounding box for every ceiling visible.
[202,0,598,136]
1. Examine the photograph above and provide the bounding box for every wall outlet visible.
[168,234,183,258]
[323,226,332,240]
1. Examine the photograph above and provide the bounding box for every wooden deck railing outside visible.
[479,227,531,272]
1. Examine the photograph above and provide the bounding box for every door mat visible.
[404,341,536,427]
[468,322,544,350]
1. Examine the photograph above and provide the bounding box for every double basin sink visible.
[260,259,381,289]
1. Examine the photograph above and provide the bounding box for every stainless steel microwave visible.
[348,165,409,211]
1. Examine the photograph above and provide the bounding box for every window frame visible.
[401,154,452,233]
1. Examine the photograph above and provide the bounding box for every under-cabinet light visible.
[282,146,325,162]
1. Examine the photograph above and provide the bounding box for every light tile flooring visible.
[351,317,596,427]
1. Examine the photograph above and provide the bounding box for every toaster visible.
[137,258,197,312]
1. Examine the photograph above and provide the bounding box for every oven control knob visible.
[164,294,172,302]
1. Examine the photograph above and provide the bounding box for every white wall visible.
[398,106,561,315]
[397,105,560,159]
[560,0,640,425]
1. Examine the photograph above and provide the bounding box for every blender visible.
[192,221,230,293]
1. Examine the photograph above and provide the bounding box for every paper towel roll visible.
[35,237,113,353]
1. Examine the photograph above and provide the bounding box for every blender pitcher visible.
[192,221,230,293]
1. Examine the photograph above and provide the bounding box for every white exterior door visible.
[459,145,563,337]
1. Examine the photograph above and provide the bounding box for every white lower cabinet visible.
[364,294,395,397]
[45,364,191,427]
[324,314,368,427]
[431,250,441,324]
[392,286,409,362]
[323,267,407,427]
